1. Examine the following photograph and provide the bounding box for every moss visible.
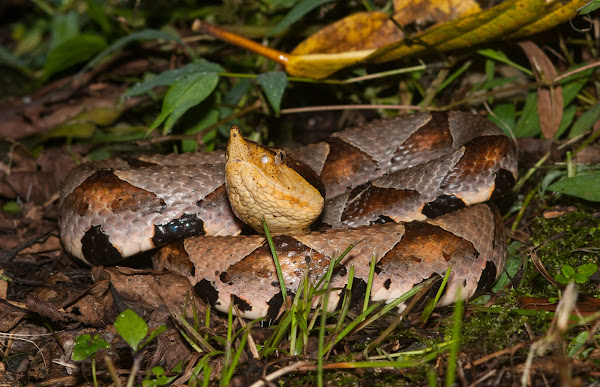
[458,291,551,354]
[528,207,600,295]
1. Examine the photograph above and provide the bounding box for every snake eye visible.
[274,151,286,165]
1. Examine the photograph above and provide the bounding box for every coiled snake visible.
[59,112,517,319]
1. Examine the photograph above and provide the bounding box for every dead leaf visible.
[393,0,481,25]
[1,147,77,204]
[518,41,563,139]
[195,0,587,79]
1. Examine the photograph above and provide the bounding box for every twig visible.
[248,361,314,387]
[280,104,424,114]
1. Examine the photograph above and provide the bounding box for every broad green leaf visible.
[257,71,288,113]
[515,92,541,138]
[72,334,110,361]
[150,72,219,133]
[85,0,112,34]
[49,11,80,51]
[268,0,334,36]
[577,263,598,277]
[576,0,599,14]
[573,273,587,283]
[561,265,576,277]
[490,102,516,135]
[182,107,220,152]
[548,173,600,202]
[555,105,576,138]
[124,59,225,97]
[568,102,600,138]
[114,309,148,352]
[561,70,591,106]
[43,34,107,80]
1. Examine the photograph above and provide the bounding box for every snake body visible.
[59,111,517,319]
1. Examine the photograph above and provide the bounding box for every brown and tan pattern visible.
[58,111,517,318]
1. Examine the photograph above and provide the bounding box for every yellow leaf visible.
[193,0,588,79]
[368,0,544,63]
[508,0,588,38]
[291,12,397,55]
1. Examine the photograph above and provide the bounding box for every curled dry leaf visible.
[195,0,586,79]
[518,41,563,139]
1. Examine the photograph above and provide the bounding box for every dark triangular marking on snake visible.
[194,279,218,307]
[422,194,466,218]
[152,213,206,247]
[266,291,286,322]
[492,169,516,199]
[232,295,252,313]
[473,260,498,298]
[81,225,123,265]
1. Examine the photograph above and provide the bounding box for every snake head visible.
[226,125,325,235]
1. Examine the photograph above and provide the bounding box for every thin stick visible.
[248,361,315,387]
[281,104,425,115]
[193,20,290,65]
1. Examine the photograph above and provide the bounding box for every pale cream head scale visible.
[225,125,325,234]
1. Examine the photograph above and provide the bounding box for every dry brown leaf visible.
[393,0,480,25]
[518,41,563,139]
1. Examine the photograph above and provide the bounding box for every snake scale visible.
[59,111,517,319]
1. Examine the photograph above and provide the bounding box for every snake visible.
[58,111,517,320]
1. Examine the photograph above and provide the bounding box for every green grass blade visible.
[262,217,288,306]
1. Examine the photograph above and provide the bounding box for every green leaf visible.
[548,173,600,202]
[85,0,112,34]
[257,71,288,114]
[561,264,576,278]
[75,29,192,79]
[561,71,591,107]
[124,59,225,97]
[72,334,110,361]
[49,11,80,51]
[489,102,516,135]
[2,201,22,216]
[573,273,587,283]
[568,102,600,138]
[0,44,31,76]
[567,331,589,357]
[141,325,167,350]
[44,122,96,139]
[579,0,600,14]
[577,263,598,277]
[43,34,107,80]
[150,72,219,134]
[554,274,569,285]
[114,309,148,351]
[515,92,541,137]
[477,48,533,75]
[268,0,334,36]
[555,105,577,138]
